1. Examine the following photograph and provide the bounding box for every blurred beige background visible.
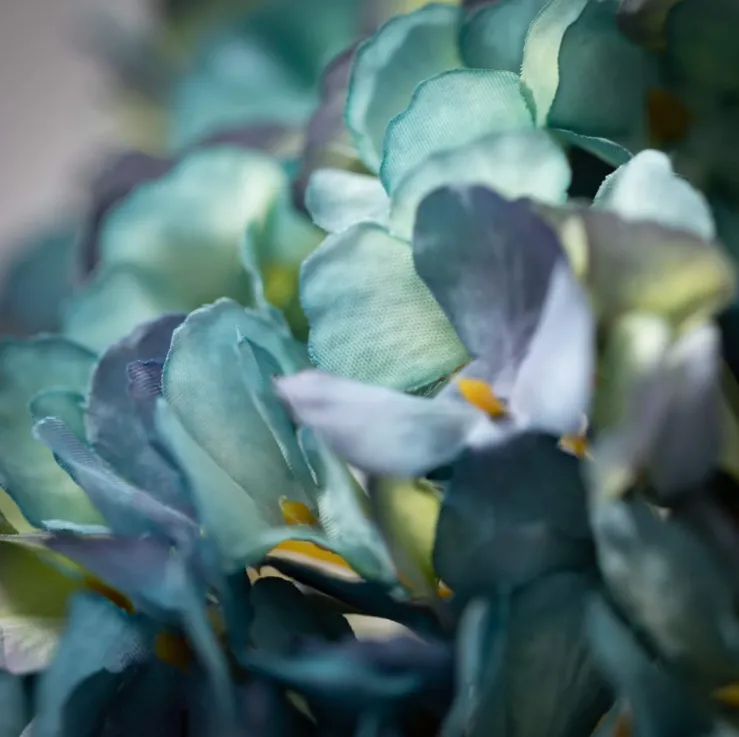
[0,0,153,270]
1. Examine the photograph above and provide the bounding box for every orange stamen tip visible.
[559,434,589,459]
[154,631,192,672]
[647,88,693,147]
[714,683,739,707]
[271,540,354,571]
[280,498,318,526]
[83,575,135,614]
[456,378,506,417]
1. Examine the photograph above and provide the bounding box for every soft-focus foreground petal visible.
[0,338,102,527]
[594,150,715,240]
[301,223,467,391]
[433,435,593,599]
[442,574,608,737]
[390,130,571,240]
[547,208,736,331]
[589,495,739,685]
[85,314,190,514]
[587,595,714,737]
[380,70,535,193]
[460,0,549,71]
[33,592,150,737]
[276,371,498,478]
[346,2,462,172]
[545,0,658,149]
[305,169,389,233]
[413,186,580,402]
[0,671,30,737]
[0,540,81,675]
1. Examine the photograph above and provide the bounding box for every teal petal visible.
[594,150,715,240]
[306,169,389,233]
[0,672,29,737]
[346,3,463,172]
[301,223,468,391]
[380,70,534,194]
[553,129,632,167]
[390,130,571,240]
[0,338,102,527]
[460,0,549,71]
[29,390,87,440]
[546,0,659,146]
[520,0,589,125]
[63,266,180,353]
[161,300,312,512]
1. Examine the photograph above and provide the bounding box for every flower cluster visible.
[2,0,739,735]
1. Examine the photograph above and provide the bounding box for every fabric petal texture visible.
[380,69,535,194]
[390,130,571,240]
[346,2,463,172]
[302,223,468,391]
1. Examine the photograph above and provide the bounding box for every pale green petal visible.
[390,130,571,240]
[380,70,534,194]
[302,223,468,391]
[306,169,390,234]
[346,3,463,172]
[520,0,589,125]
[0,338,102,527]
[594,150,715,240]
[554,129,632,167]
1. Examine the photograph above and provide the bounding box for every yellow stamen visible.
[83,575,135,614]
[456,378,506,417]
[264,264,298,309]
[436,580,453,599]
[714,683,739,707]
[280,498,318,526]
[270,540,355,571]
[559,434,589,459]
[647,88,693,148]
[154,631,192,672]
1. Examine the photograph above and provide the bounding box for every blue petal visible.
[301,223,468,391]
[460,0,549,71]
[412,186,565,392]
[346,3,463,171]
[85,314,191,514]
[0,338,102,527]
[306,169,389,233]
[32,418,196,543]
[276,371,500,477]
[381,69,535,193]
